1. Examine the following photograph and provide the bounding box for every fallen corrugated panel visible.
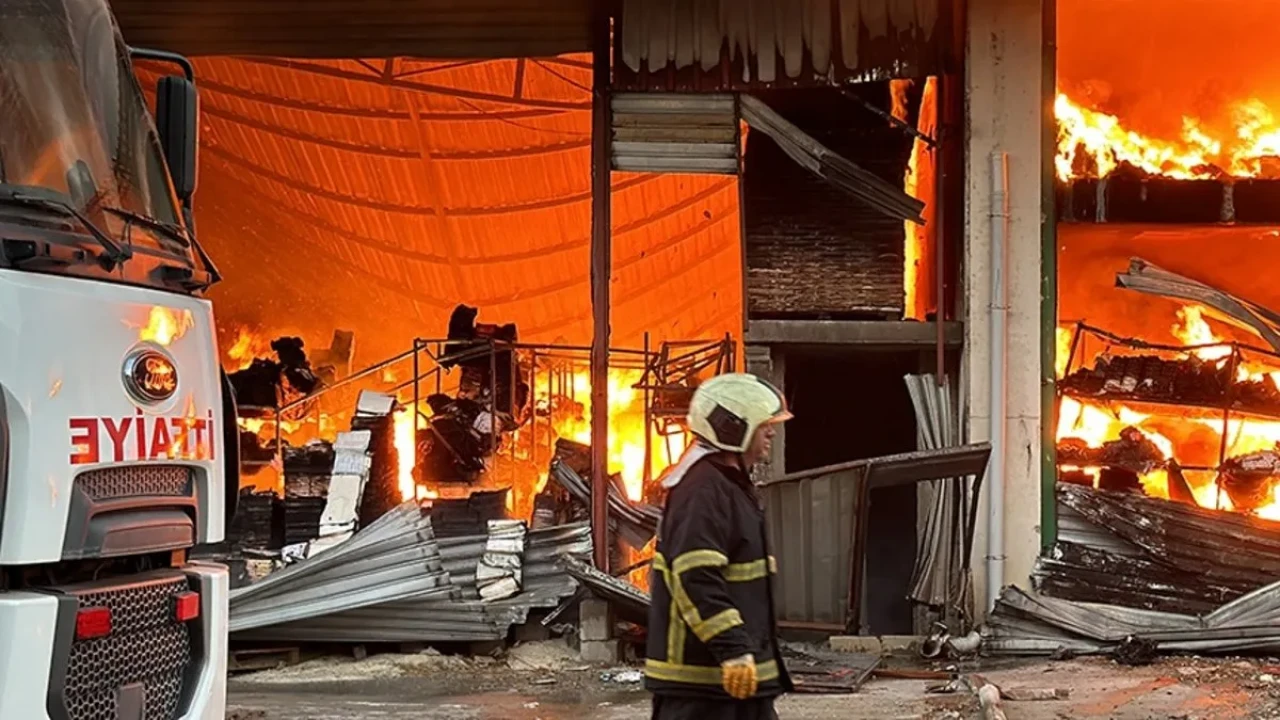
[231,502,426,604]
[237,522,593,643]
[561,555,650,626]
[549,462,660,549]
[1116,258,1280,352]
[740,94,925,224]
[437,522,592,599]
[1034,541,1237,616]
[230,502,453,632]
[1055,483,1280,599]
[985,579,1280,657]
[904,373,973,618]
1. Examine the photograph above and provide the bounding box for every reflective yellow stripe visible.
[654,554,685,664]
[644,659,780,685]
[667,594,685,663]
[723,559,768,582]
[769,555,777,574]
[671,549,729,575]
[661,550,763,661]
[668,549,730,641]
[690,608,743,642]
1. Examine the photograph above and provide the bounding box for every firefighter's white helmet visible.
[687,373,792,453]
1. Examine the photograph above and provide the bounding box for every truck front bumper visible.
[0,561,228,720]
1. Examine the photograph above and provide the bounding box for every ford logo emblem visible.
[123,348,178,403]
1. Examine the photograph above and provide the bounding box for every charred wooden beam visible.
[1057,176,1280,224]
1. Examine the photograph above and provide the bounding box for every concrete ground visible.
[226,648,1280,720]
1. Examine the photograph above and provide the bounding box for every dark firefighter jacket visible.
[644,454,792,700]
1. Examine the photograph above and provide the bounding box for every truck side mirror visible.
[155,75,198,207]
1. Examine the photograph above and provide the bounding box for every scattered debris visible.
[228,647,300,674]
[235,651,469,684]
[1001,687,1070,701]
[599,668,644,684]
[783,644,881,694]
[506,641,579,672]
[549,460,661,550]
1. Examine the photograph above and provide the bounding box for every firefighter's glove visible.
[721,654,758,699]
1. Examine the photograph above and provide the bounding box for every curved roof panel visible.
[136,56,741,362]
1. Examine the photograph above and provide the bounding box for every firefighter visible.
[645,373,793,720]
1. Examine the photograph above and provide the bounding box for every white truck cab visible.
[0,1,232,718]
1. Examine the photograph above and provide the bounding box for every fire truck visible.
[0,1,234,718]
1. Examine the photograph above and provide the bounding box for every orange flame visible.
[139,307,194,346]
[226,327,272,371]
[1056,93,1280,180]
[395,364,686,506]
[1058,304,1280,516]
[393,407,418,503]
[903,77,937,322]
[550,367,686,502]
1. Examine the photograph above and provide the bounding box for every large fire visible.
[226,327,273,371]
[903,77,938,322]
[1057,305,1280,518]
[393,365,685,506]
[1057,93,1280,181]
[137,307,194,346]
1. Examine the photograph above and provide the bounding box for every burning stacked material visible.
[228,336,322,411]
[1219,447,1280,512]
[282,443,334,545]
[1060,353,1230,406]
[417,305,531,487]
[1058,427,1167,474]
[1057,426,1175,496]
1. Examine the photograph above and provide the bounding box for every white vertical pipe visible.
[987,152,1010,611]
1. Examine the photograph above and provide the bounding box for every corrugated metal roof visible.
[611,93,739,174]
[130,56,743,362]
[615,0,945,90]
[114,0,590,58]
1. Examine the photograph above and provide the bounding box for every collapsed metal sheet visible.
[232,519,593,643]
[229,502,452,632]
[1116,258,1280,352]
[740,94,926,224]
[560,555,651,626]
[986,579,1280,657]
[1056,483,1280,597]
[549,461,660,549]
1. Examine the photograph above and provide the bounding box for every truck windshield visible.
[0,0,194,267]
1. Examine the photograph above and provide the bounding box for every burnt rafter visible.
[394,59,491,81]
[242,57,592,111]
[195,101,591,161]
[209,163,721,267]
[196,76,572,122]
[204,144,655,217]
[207,163,719,268]
[140,78,588,161]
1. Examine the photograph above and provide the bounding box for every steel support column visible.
[589,1,613,571]
[1039,0,1059,551]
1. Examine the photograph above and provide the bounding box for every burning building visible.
[106,0,1153,637]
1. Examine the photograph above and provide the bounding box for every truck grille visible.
[64,574,193,720]
[76,465,192,501]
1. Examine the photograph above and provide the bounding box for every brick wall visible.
[744,86,916,318]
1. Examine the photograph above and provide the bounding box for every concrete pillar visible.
[963,0,1047,613]
[578,596,619,663]
[745,344,786,478]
